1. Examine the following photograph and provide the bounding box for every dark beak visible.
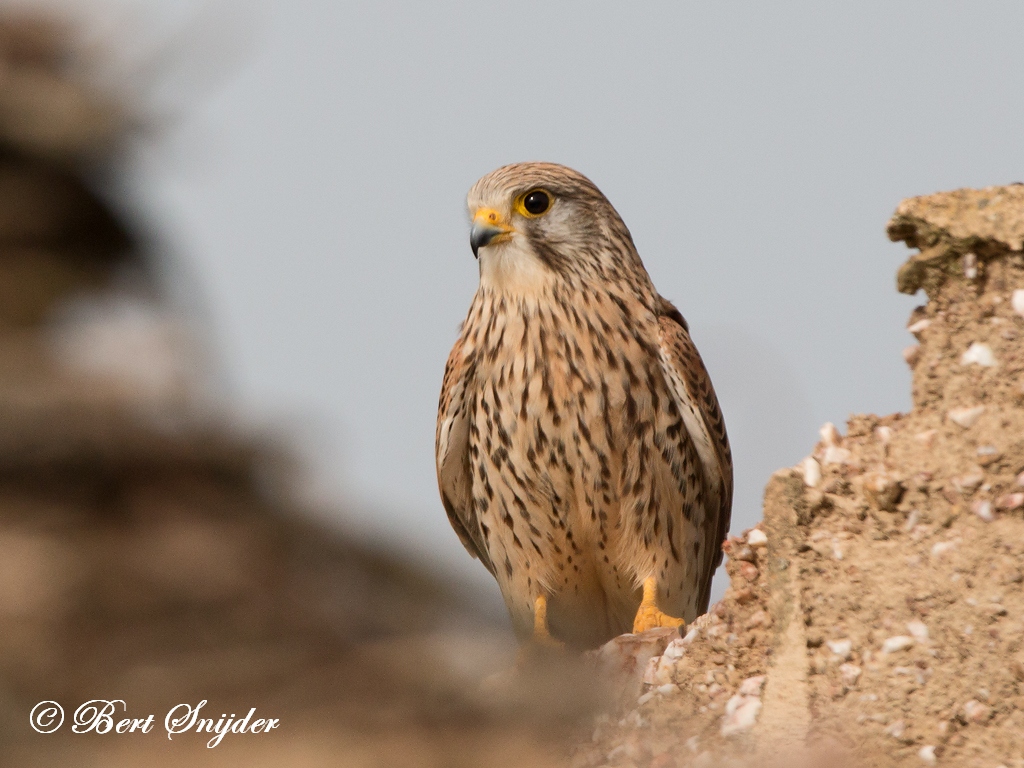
[470,222,506,259]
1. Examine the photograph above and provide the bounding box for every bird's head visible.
[466,162,642,292]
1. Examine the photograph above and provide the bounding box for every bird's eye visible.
[519,189,552,217]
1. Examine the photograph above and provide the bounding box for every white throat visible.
[477,236,556,297]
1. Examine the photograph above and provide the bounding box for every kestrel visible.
[436,163,732,650]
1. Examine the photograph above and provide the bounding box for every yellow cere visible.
[473,207,512,231]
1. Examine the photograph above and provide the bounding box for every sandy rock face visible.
[572,185,1024,767]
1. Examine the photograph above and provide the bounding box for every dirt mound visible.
[572,185,1024,767]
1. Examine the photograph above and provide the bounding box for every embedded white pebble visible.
[907,318,931,336]
[881,636,914,654]
[996,492,1024,510]
[947,405,985,428]
[918,745,937,765]
[747,528,768,547]
[819,422,841,447]
[720,695,761,737]
[874,425,893,444]
[655,683,679,696]
[822,446,852,465]
[662,638,688,661]
[931,540,958,557]
[960,342,996,367]
[738,675,765,696]
[685,736,700,753]
[914,429,936,446]
[952,470,985,492]
[637,690,655,706]
[641,655,660,684]
[963,252,978,279]
[971,499,994,522]
[1012,288,1024,318]
[802,457,822,487]
[903,509,921,532]
[643,654,675,686]
[907,620,929,643]
[885,719,906,739]
[839,663,862,686]
[963,699,991,723]
[827,639,853,659]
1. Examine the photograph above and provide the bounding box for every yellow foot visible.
[632,576,685,634]
[515,595,564,666]
[530,594,565,650]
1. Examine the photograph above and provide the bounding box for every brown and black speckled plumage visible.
[436,162,732,649]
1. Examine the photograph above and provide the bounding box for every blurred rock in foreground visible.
[0,13,584,767]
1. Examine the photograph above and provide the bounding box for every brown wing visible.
[656,296,733,611]
[436,336,494,575]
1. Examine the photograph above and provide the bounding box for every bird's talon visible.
[632,576,686,634]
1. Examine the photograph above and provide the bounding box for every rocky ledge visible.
[572,185,1024,768]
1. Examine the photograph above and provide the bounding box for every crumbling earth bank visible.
[572,185,1024,768]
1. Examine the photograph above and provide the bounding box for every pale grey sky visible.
[98,2,1024,605]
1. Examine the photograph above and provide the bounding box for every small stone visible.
[907,318,931,336]
[827,639,853,659]
[886,719,906,739]
[822,446,853,465]
[875,425,894,444]
[963,699,991,723]
[720,695,761,737]
[918,745,937,765]
[881,636,914,654]
[744,610,771,629]
[996,492,1024,510]
[733,546,756,562]
[802,457,821,488]
[971,499,994,522]
[747,528,768,547]
[963,252,978,279]
[819,422,841,447]
[739,562,759,583]
[960,342,996,367]
[738,675,765,696]
[952,469,985,493]
[662,638,688,661]
[907,620,929,643]
[1012,289,1024,318]
[680,626,700,645]
[903,345,921,367]
[914,429,936,446]
[903,509,921,532]
[839,663,862,686]
[931,540,957,557]
[947,405,985,428]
